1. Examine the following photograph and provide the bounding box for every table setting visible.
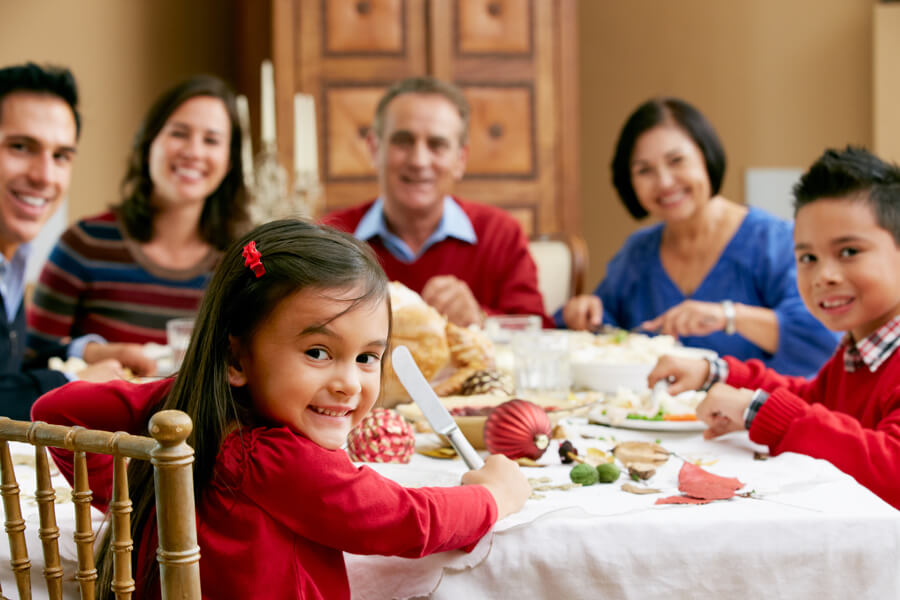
[345,288,900,599]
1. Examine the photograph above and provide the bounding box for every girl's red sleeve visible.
[30,378,173,512]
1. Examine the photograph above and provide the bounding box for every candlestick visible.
[235,95,255,192]
[293,94,319,179]
[260,59,276,145]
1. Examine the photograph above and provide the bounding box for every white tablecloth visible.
[346,420,900,600]
[5,425,899,600]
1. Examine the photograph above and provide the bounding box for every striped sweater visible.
[27,212,218,350]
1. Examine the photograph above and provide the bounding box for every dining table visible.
[345,418,900,600]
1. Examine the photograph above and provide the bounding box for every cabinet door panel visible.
[457,0,531,55]
[323,85,385,179]
[464,84,534,176]
[325,0,405,54]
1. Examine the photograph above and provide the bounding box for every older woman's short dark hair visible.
[611,97,726,219]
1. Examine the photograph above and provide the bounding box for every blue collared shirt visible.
[0,242,101,369]
[353,196,477,263]
[0,243,30,324]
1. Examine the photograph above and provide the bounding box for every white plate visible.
[588,408,707,432]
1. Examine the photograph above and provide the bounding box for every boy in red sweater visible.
[650,146,900,509]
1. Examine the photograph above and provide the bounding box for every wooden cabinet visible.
[235,0,578,235]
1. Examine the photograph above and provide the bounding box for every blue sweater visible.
[557,208,839,376]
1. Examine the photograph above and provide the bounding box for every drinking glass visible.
[166,317,195,370]
[511,330,571,399]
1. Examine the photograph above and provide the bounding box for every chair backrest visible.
[528,233,588,315]
[0,410,201,600]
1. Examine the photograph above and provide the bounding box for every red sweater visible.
[724,348,900,509]
[32,379,497,599]
[323,198,549,324]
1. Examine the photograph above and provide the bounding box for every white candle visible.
[293,94,319,179]
[306,95,319,178]
[235,95,255,190]
[260,59,276,145]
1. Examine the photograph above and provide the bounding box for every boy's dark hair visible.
[611,97,726,219]
[793,146,900,245]
[372,75,470,145]
[94,219,391,596]
[115,74,249,251]
[0,62,81,138]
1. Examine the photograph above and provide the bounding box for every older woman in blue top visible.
[558,97,838,376]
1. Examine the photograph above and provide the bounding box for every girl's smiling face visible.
[227,286,389,450]
[794,196,900,340]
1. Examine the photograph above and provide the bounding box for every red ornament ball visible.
[347,408,416,463]
[483,399,552,460]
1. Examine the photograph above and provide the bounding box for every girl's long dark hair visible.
[115,74,249,250]
[95,219,390,596]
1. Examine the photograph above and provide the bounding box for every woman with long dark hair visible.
[27,75,249,361]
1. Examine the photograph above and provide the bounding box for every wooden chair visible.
[528,233,588,315]
[0,410,200,600]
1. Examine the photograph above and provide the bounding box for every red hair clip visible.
[242,241,265,278]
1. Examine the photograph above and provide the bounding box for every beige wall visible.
[578,0,876,286]
[0,1,882,289]
[0,0,232,221]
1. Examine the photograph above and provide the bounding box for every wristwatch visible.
[721,300,737,335]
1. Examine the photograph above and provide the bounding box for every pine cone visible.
[459,369,514,396]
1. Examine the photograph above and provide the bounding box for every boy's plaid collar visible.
[843,314,900,372]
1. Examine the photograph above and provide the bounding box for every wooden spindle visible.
[34,444,63,600]
[1,438,31,598]
[73,450,97,599]
[149,410,200,600]
[110,452,135,600]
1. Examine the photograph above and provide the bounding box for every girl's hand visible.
[648,354,709,395]
[695,383,754,439]
[640,300,727,338]
[462,454,530,520]
[562,294,602,331]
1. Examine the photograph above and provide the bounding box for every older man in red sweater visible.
[323,76,547,328]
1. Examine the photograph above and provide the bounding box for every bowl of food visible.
[569,331,715,392]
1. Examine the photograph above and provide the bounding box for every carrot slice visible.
[662,413,698,422]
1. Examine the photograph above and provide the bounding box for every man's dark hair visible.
[0,62,80,138]
[793,146,900,245]
[611,97,726,220]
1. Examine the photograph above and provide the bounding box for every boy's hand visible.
[648,354,708,395]
[462,454,530,520]
[696,383,754,439]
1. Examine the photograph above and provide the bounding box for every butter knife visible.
[391,345,485,469]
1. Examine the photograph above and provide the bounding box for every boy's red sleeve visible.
[723,356,817,397]
[748,388,900,509]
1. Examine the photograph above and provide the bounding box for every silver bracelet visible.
[721,300,736,335]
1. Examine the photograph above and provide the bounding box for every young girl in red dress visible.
[32,219,530,599]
